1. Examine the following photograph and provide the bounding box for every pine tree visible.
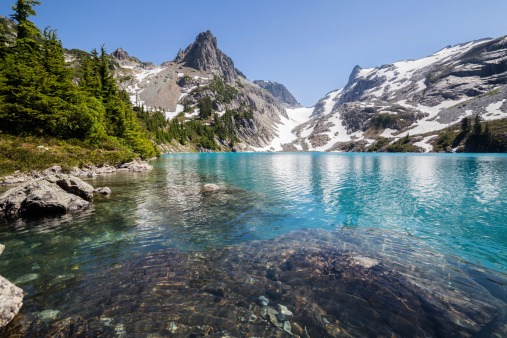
[461,116,470,133]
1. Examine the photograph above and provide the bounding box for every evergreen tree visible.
[473,114,482,136]
[11,0,41,41]
[461,116,470,133]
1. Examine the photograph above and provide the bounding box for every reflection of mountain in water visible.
[4,227,506,337]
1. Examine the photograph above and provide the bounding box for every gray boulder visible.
[0,176,92,220]
[0,244,24,329]
[52,174,94,201]
[94,187,112,196]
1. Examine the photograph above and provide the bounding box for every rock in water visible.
[52,174,94,201]
[202,184,219,192]
[0,245,23,329]
[0,276,23,328]
[94,187,112,196]
[0,175,91,220]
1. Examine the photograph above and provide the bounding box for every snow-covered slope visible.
[256,36,507,152]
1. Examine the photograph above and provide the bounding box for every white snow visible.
[413,135,437,153]
[135,67,165,82]
[483,100,507,121]
[122,65,135,69]
[380,128,397,137]
[177,73,185,78]
[215,110,226,117]
[395,98,472,135]
[185,109,199,119]
[165,104,184,120]
[365,40,489,98]
[252,107,314,152]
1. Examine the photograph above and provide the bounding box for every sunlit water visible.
[0,153,506,336]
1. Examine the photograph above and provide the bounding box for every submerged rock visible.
[94,187,112,196]
[1,228,506,337]
[202,184,219,192]
[0,175,93,220]
[0,245,24,329]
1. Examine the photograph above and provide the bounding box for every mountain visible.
[0,15,17,43]
[253,80,301,108]
[258,36,507,152]
[112,31,289,152]
[174,30,237,83]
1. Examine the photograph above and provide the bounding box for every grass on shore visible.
[0,133,138,177]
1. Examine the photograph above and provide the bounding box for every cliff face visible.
[174,30,237,83]
[253,80,301,108]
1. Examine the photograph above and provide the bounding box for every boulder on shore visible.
[0,175,93,220]
[116,160,153,172]
[0,244,24,329]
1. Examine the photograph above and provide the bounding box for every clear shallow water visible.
[0,153,507,336]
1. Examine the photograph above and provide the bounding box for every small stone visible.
[266,267,283,281]
[352,256,379,268]
[283,321,292,334]
[322,317,330,325]
[94,187,112,196]
[258,295,269,307]
[292,322,304,335]
[36,309,60,322]
[276,304,293,322]
[202,184,219,192]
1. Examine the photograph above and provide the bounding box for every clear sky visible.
[1,0,506,106]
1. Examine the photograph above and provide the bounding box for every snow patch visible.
[483,100,507,121]
[252,107,314,152]
[413,135,437,153]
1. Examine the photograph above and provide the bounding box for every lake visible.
[1,153,506,336]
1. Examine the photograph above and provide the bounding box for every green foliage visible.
[387,134,420,152]
[367,137,390,152]
[0,133,136,176]
[205,76,238,104]
[0,0,158,164]
[198,96,213,119]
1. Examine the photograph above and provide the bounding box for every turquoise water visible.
[0,152,506,335]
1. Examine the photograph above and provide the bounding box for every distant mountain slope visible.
[259,36,507,152]
[253,80,301,108]
[111,31,288,151]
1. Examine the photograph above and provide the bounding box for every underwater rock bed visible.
[3,228,507,337]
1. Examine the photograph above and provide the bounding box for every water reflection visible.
[0,153,506,335]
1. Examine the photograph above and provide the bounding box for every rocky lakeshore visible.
[2,228,505,337]
[0,160,154,186]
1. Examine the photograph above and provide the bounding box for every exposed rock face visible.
[253,80,301,108]
[0,175,93,220]
[0,15,17,43]
[174,30,237,82]
[111,47,131,62]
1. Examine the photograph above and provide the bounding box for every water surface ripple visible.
[0,153,506,336]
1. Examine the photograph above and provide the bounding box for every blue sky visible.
[1,0,506,106]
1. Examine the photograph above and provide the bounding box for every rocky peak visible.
[174,30,237,82]
[253,80,301,108]
[111,48,130,61]
[346,65,363,87]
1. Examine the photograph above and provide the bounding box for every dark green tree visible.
[461,116,471,134]
[198,96,213,119]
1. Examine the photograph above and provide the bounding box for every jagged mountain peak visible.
[174,30,237,82]
[111,47,130,61]
[253,80,301,108]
